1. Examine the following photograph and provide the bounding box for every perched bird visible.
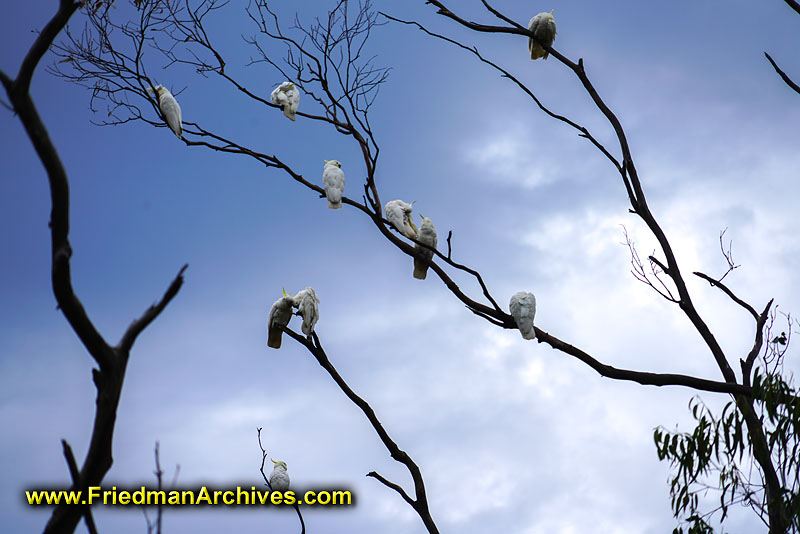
[270,82,300,121]
[509,291,537,340]
[322,160,345,209]
[528,10,557,60]
[147,85,182,138]
[772,332,787,345]
[384,200,418,239]
[266,291,294,349]
[292,287,320,337]
[413,214,438,280]
[269,459,290,492]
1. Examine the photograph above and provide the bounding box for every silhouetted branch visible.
[420,0,739,385]
[782,0,800,16]
[61,440,98,534]
[717,228,739,282]
[118,264,188,353]
[14,0,82,95]
[1,4,187,533]
[533,328,750,396]
[742,300,774,387]
[366,471,415,507]
[48,0,516,327]
[694,271,759,321]
[284,328,440,534]
[413,4,791,527]
[622,227,678,302]
[765,52,800,97]
[381,13,623,174]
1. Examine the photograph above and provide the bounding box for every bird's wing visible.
[509,295,521,318]
[159,94,182,138]
[529,14,543,34]
[324,168,345,200]
[288,87,300,109]
[270,87,289,106]
[385,203,402,230]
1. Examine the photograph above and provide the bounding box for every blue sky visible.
[2,1,799,532]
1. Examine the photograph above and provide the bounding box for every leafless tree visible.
[6,0,799,533]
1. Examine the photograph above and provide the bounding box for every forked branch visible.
[1,3,187,533]
[283,328,440,534]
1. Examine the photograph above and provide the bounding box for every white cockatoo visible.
[384,200,418,239]
[509,291,537,340]
[413,214,438,280]
[266,291,294,349]
[269,459,290,492]
[528,10,557,60]
[322,160,345,209]
[292,287,320,337]
[270,82,300,121]
[147,85,182,138]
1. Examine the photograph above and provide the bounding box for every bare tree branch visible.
[380,13,623,174]
[765,52,800,97]
[283,328,440,534]
[534,328,750,396]
[366,471,415,507]
[61,440,98,534]
[621,227,678,302]
[14,0,82,95]
[717,228,740,282]
[420,0,738,386]
[1,4,188,533]
[782,0,800,16]
[118,264,189,353]
[741,300,774,387]
[415,3,791,528]
[694,271,759,321]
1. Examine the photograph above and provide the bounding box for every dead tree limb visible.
[1,3,187,532]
